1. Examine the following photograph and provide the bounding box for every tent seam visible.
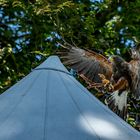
[0,71,42,128]
[43,71,50,140]
[68,74,140,137]
[59,72,101,140]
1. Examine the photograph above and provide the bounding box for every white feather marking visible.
[112,90,128,111]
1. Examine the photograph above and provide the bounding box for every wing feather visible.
[59,46,112,83]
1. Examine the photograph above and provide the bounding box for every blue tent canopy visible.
[0,56,139,140]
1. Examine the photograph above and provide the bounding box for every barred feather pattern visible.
[105,90,128,119]
[59,46,112,83]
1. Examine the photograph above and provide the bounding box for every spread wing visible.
[58,42,140,120]
[59,44,112,83]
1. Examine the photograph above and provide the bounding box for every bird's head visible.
[109,55,125,65]
[110,55,130,74]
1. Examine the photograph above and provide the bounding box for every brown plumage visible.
[58,42,140,119]
[129,47,140,99]
[60,46,112,83]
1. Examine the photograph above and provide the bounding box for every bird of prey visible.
[58,41,140,120]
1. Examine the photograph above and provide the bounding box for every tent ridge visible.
[0,56,139,140]
[59,74,101,140]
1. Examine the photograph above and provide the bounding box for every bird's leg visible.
[98,73,114,92]
[79,74,92,85]
[113,77,129,91]
[79,73,114,92]
[98,74,110,86]
[79,74,104,89]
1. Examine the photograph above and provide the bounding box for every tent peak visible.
[0,55,140,140]
[34,55,70,75]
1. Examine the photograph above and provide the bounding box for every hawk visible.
[58,41,140,120]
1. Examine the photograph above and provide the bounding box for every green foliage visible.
[0,0,140,131]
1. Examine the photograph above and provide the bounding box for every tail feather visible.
[105,90,128,120]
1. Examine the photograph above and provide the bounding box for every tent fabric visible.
[0,55,139,140]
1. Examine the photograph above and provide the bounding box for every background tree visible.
[0,0,140,130]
